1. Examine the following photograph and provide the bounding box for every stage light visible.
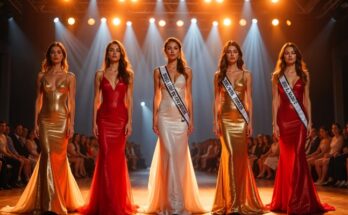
[112,17,121,26]
[176,20,184,27]
[119,0,125,2]
[272,18,279,26]
[158,20,166,27]
[131,0,138,2]
[53,17,59,23]
[212,21,218,26]
[216,0,224,3]
[204,0,212,3]
[223,18,231,26]
[140,101,145,107]
[191,18,197,23]
[101,17,107,23]
[88,18,95,25]
[239,18,247,26]
[149,18,155,23]
[126,21,132,26]
[252,18,258,24]
[286,19,292,26]
[271,0,279,3]
[67,17,75,25]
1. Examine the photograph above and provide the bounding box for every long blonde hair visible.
[41,41,68,73]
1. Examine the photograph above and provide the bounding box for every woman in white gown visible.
[146,37,205,215]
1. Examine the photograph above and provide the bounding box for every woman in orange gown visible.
[80,40,137,215]
[1,42,84,214]
[212,41,266,214]
[270,42,334,214]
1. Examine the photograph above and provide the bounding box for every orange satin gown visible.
[1,73,84,214]
[212,73,266,214]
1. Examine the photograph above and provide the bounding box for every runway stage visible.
[0,169,346,214]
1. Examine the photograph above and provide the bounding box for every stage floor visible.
[0,169,346,214]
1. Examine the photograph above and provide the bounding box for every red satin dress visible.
[81,76,137,215]
[270,79,334,214]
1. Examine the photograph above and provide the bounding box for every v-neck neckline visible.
[103,76,119,91]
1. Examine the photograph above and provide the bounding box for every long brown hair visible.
[272,42,308,84]
[41,41,68,73]
[102,40,132,84]
[217,40,245,86]
[163,37,188,79]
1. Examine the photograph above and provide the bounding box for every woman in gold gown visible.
[1,42,84,214]
[212,41,266,214]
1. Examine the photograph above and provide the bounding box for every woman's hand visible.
[273,123,280,139]
[34,124,39,138]
[93,123,99,137]
[247,123,253,137]
[188,120,194,136]
[125,122,132,138]
[67,125,74,138]
[153,116,159,136]
[213,122,221,137]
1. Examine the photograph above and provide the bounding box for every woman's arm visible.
[303,74,312,135]
[93,71,103,137]
[67,73,76,138]
[213,72,221,137]
[152,69,161,135]
[272,78,280,138]
[34,72,44,137]
[125,71,134,138]
[185,68,194,135]
[245,71,253,136]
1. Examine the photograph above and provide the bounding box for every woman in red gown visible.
[270,42,334,214]
[80,40,137,215]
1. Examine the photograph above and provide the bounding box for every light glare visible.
[272,19,279,26]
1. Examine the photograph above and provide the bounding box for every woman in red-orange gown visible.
[270,42,334,214]
[80,40,137,215]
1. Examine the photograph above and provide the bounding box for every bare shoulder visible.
[214,71,220,79]
[153,67,160,76]
[37,71,45,81]
[184,66,192,75]
[67,71,76,79]
[128,69,134,81]
[95,70,103,80]
[244,70,252,77]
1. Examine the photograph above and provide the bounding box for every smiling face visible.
[107,43,121,63]
[225,45,240,65]
[164,40,180,61]
[283,46,296,66]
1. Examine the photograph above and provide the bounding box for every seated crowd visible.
[0,121,146,190]
[190,122,348,189]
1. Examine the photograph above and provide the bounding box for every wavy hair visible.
[217,40,245,86]
[41,41,68,73]
[272,42,308,84]
[102,40,132,84]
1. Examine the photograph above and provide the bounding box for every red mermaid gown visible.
[81,76,137,215]
[270,79,334,214]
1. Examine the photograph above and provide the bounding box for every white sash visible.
[159,66,190,124]
[279,75,308,128]
[221,76,249,124]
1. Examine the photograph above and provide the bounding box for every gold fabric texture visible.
[1,74,84,214]
[212,74,265,214]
